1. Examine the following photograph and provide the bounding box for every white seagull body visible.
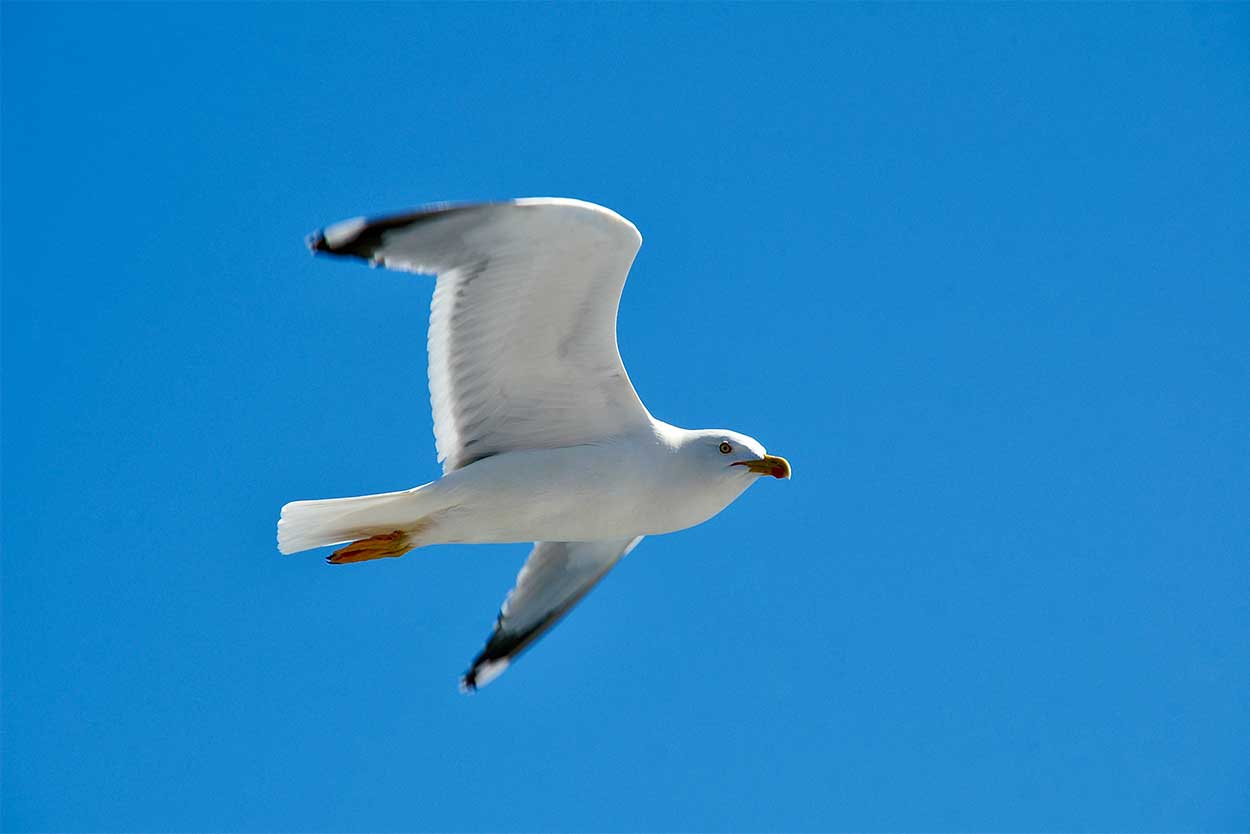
[278,198,790,690]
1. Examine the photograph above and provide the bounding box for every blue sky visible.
[3,3,1248,831]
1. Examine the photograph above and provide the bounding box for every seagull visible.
[278,198,791,690]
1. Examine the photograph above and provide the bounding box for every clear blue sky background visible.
[3,4,1248,831]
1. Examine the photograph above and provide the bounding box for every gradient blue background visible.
[3,4,1248,831]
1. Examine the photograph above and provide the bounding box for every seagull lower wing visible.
[462,537,644,690]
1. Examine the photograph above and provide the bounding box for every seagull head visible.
[688,429,791,481]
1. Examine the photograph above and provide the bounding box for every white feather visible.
[357,199,651,472]
[276,488,426,554]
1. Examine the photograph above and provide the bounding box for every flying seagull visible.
[278,198,791,690]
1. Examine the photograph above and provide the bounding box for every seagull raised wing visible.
[310,198,652,472]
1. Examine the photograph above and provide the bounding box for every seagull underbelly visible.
[424,443,741,544]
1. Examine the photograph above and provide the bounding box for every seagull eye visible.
[718,441,733,454]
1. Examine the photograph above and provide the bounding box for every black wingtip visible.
[307,230,330,254]
[460,651,491,693]
[304,203,482,263]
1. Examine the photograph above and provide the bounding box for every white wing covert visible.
[310,199,651,472]
[461,537,644,690]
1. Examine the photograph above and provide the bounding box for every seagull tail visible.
[276,485,434,558]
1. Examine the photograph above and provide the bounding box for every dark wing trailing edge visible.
[461,537,644,691]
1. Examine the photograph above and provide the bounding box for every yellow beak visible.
[733,454,792,479]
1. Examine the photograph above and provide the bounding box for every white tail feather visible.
[277,486,429,554]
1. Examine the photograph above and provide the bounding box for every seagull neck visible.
[646,419,693,448]
[645,420,723,462]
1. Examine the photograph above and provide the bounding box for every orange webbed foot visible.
[327,530,413,565]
